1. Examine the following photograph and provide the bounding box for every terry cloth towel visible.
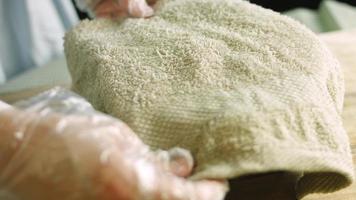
[64,0,355,198]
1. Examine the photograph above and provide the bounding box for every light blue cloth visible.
[0,0,79,84]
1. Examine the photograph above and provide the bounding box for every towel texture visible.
[64,0,354,197]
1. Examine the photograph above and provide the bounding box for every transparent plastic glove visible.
[0,101,10,110]
[75,0,156,18]
[0,89,227,200]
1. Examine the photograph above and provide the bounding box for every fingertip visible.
[128,0,154,18]
[168,148,194,177]
[142,7,154,18]
[194,180,229,200]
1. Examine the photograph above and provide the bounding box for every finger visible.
[101,148,228,200]
[156,178,229,200]
[127,0,154,18]
[96,11,121,19]
[95,0,128,18]
[155,148,193,177]
[167,148,194,177]
[0,101,11,110]
[94,150,138,200]
[191,180,229,200]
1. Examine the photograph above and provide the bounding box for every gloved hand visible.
[0,105,227,200]
[94,0,156,18]
[75,0,156,18]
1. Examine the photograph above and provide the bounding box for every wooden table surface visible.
[0,30,355,200]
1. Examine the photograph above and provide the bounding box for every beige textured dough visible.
[64,0,354,198]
